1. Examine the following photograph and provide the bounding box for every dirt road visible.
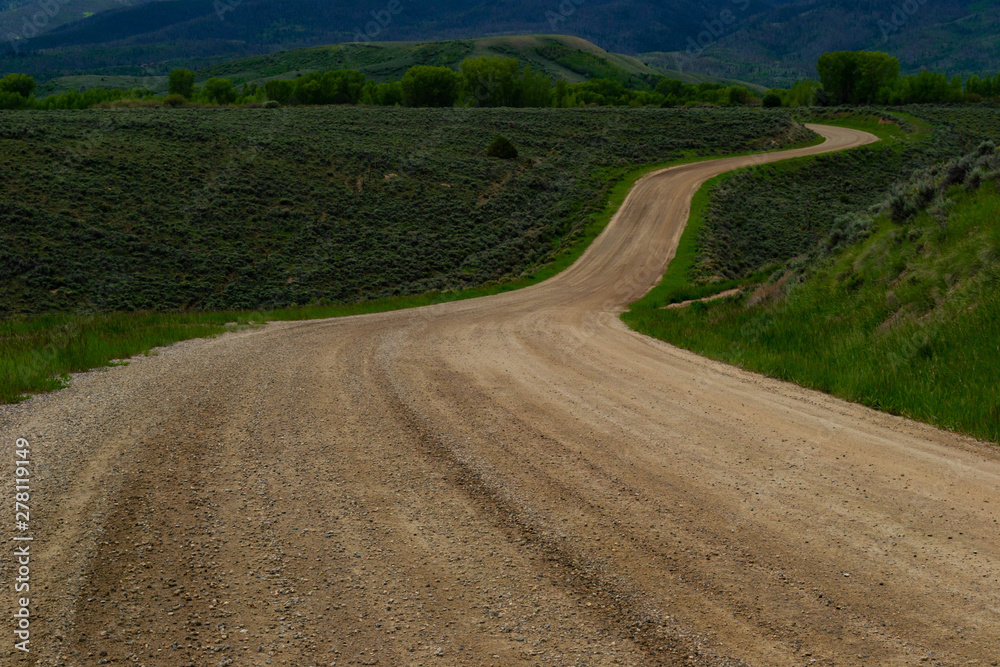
[4,125,999,666]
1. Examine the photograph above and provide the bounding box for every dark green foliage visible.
[167,69,195,99]
[203,77,237,104]
[0,107,807,317]
[817,51,900,105]
[400,66,461,108]
[363,81,404,107]
[807,51,995,106]
[0,73,36,97]
[263,70,365,106]
[290,70,366,105]
[461,56,527,108]
[162,94,186,108]
[264,80,294,105]
[0,73,36,109]
[486,135,518,159]
[762,91,782,108]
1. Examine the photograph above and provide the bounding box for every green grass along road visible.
[623,115,1000,443]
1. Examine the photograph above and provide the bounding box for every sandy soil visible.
[4,125,999,667]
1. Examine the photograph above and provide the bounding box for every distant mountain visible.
[1,0,995,85]
[0,0,166,44]
[644,0,1000,86]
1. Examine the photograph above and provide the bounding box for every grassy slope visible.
[1,107,808,316]
[29,34,749,102]
[0,107,816,403]
[194,35,720,86]
[640,4,1000,87]
[628,112,915,310]
[624,109,1000,442]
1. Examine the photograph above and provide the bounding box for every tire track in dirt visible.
[6,125,1000,666]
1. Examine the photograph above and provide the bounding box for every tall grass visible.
[624,182,1000,443]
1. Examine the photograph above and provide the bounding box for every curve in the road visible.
[4,125,1000,667]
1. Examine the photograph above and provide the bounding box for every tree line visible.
[0,57,764,110]
[3,51,999,111]
[810,51,1000,105]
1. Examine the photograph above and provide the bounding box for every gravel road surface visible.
[4,125,999,666]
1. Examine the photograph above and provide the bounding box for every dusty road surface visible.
[4,125,1000,667]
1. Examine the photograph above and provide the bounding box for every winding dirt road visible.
[4,125,1000,667]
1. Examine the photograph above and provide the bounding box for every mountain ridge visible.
[1,0,995,86]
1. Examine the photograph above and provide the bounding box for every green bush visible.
[401,66,461,107]
[167,69,194,99]
[162,94,186,108]
[486,134,518,159]
[203,77,237,105]
[0,73,35,98]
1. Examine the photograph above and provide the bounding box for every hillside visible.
[193,35,732,88]
[0,0,165,42]
[1,0,996,85]
[623,108,1000,442]
[23,35,750,95]
[0,0,736,79]
[643,0,1000,86]
[0,107,809,317]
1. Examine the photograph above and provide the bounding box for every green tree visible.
[291,70,366,106]
[203,78,236,105]
[0,73,36,98]
[167,69,195,99]
[516,66,553,107]
[762,90,783,107]
[817,51,856,104]
[265,79,294,105]
[461,56,520,107]
[400,66,461,107]
[784,79,822,107]
[553,79,569,107]
[818,51,899,104]
[855,51,899,103]
[362,81,404,106]
[726,85,756,106]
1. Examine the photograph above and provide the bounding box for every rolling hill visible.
[643,0,1000,86]
[2,0,996,86]
[31,35,755,97]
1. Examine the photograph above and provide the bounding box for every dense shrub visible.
[762,92,782,108]
[0,73,35,97]
[486,134,518,159]
[401,66,461,107]
[203,78,237,104]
